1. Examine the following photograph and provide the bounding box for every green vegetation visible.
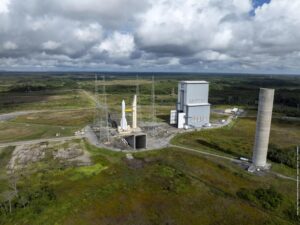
[0,122,77,143]
[0,73,299,224]
[0,183,56,218]
[172,117,299,178]
[172,118,255,157]
[12,109,94,127]
[268,145,296,169]
[0,90,93,113]
[0,146,15,192]
[237,186,283,210]
[1,147,297,224]
[69,163,108,181]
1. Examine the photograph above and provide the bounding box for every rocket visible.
[120,100,128,130]
[132,95,137,129]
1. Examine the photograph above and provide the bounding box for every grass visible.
[0,122,77,143]
[0,90,94,113]
[69,163,108,181]
[12,109,94,127]
[0,146,15,192]
[172,118,254,157]
[172,117,299,157]
[0,74,299,224]
[210,112,229,122]
[171,117,300,177]
[1,147,297,225]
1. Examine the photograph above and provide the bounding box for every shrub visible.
[267,144,296,168]
[237,186,283,210]
[284,203,300,222]
[254,187,283,210]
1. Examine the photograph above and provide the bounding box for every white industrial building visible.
[170,81,211,129]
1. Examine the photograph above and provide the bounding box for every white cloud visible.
[0,0,10,14]
[136,0,250,53]
[42,41,60,50]
[0,0,300,73]
[198,50,232,61]
[3,41,17,50]
[96,32,135,58]
[232,0,252,13]
[253,0,300,51]
[74,23,102,42]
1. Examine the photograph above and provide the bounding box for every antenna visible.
[151,75,156,135]
[103,75,109,143]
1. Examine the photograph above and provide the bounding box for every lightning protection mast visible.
[103,75,109,143]
[94,74,101,144]
[136,74,140,126]
[297,145,299,216]
[151,75,156,136]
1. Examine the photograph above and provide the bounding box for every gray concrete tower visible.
[251,88,275,169]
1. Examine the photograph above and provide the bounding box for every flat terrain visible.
[0,73,299,224]
[0,142,297,225]
[0,90,94,113]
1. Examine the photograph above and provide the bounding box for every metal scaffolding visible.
[151,75,156,135]
[102,75,110,143]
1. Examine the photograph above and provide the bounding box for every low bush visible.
[237,186,283,210]
[267,144,296,168]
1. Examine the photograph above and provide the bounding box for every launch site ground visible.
[0,73,300,224]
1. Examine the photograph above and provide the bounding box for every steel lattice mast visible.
[151,75,156,135]
[103,75,109,143]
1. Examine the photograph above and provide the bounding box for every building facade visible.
[173,81,211,128]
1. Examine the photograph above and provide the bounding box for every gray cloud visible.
[0,0,300,73]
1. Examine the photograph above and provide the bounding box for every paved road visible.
[0,136,83,148]
[169,144,236,161]
[0,106,296,183]
[169,144,296,182]
[269,171,296,181]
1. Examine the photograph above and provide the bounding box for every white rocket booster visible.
[120,100,128,130]
[132,95,137,129]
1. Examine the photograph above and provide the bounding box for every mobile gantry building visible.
[170,81,211,129]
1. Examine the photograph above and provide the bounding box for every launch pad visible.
[125,133,147,150]
[89,121,179,151]
[90,93,152,151]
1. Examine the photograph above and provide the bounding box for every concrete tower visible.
[250,88,275,171]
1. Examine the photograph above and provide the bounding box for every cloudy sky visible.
[0,0,299,73]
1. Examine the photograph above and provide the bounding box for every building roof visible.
[180,80,209,84]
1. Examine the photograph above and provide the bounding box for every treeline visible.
[6,79,78,93]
